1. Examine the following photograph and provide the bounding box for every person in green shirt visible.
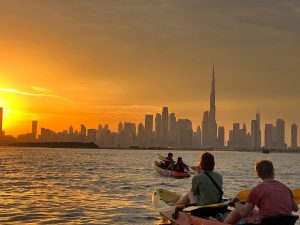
[175,152,223,206]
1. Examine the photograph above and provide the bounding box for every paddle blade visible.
[191,166,197,171]
[236,189,251,202]
[157,153,165,160]
[293,189,300,204]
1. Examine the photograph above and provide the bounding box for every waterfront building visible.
[161,107,169,146]
[87,129,97,143]
[291,123,298,148]
[177,119,193,147]
[155,113,162,146]
[202,65,218,147]
[218,126,225,147]
[32,120,38,140]
[137,123,145,147]
[145,115,153,147]
[251,113,261,149]
[169,113,177,146]
[193,126,202,148]
[276,119,286,149]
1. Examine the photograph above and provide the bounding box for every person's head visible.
[199,152,215,171]
[168,153,173,158]
[177,157,182,162]
[255,160,274,179]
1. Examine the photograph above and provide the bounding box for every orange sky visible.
[0,1,300,143]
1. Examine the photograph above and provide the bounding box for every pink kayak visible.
[154,161,190,178]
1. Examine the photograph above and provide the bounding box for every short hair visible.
[168,153,173,157]
[177,157,182,161]
[200,152,215,171]
[255,160,274,179]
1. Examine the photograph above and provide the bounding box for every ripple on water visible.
[0,148,299,225]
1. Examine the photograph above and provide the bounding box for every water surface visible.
[0,148,299,224]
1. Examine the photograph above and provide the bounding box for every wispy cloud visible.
[31,85,48,92]
[0,87,72,102]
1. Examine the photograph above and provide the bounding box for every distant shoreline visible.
[2,142,300,153]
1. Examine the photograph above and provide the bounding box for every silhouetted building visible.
[218,126,225,147]
[193,126,202,148]
[169,113,177,146]
[137,123,145,147]
[229,123,248,148]
[155,113,162,146]
[177,119,193,147]
[265,124,275,149]
[251,113,261,149]
[202,65,218,147]
[161,107,169,146]
[87,129,97,143]
[32,120,38,140]
[291,123,298,148]
[80,124,86,137]
[145,115,153,147]
[276,119,286,149]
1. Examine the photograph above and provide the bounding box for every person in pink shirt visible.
[223,160,298,224]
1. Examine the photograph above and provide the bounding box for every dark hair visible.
[200,152,215,171]
[168,153,173,157]
[177,157,182,162]
[255,160,274,179]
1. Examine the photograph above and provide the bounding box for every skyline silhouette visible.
[0,66,298,149]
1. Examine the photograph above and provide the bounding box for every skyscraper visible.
[155,113,162,146]
[145,115,153,147]
[0,107,3,136]
[161,107,169,146]
[251,113,261,149]
[218,126,225,147]
[291,123,298,148]
[32,120,38,140]
[276,119,286,149]
[169,113,177,146]
[265,124,274,149]
[202,64,218,147]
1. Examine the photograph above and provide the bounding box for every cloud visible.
[31,85,48,92]
[0,87,72,102]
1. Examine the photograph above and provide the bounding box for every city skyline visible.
[1,1,300,137]
[0,68,298,149]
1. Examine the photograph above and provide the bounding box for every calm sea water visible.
[0,148,299,225]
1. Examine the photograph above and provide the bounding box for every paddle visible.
[293,189,300,204]
[157,153,165,161]
[183,188,251,212]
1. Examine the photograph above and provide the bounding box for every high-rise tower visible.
[202,64,218,147]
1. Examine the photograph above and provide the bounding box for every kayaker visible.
[174,152,223,206]
[216,160,299,224]
[174,157,189,172]
[163,152,174,170]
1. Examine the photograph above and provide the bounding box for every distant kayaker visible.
[216,160,299,224]
[174,152,223,206]
[163,152,174,170]
[174,157,189,172]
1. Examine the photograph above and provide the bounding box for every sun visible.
[0,92,25,132]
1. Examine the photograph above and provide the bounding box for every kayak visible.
[154,161,190,178]
[153,188,300,225]
[152,188,230,225]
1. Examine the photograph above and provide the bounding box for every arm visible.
[234,202,255,218]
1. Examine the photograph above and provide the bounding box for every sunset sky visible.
[0,0,300,141]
